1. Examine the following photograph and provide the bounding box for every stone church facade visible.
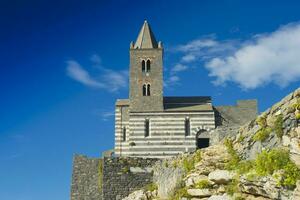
[114,21,257,158]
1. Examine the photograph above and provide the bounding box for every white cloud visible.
[66,56,128,92]
[205,22,300,89]
[164,75,180,88]
[174,36,238,64]
[66,60,106,88]
[171,64,189,74]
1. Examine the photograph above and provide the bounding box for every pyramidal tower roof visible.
[134,20,159,49]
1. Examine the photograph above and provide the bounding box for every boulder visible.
[208,170,234,184]
[207,194,231,200]
[187,189,212,197]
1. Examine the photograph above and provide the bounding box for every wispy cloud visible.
[205,22,300,89]
[171,64,189,74]
[93,109,115,121]
[67,60,106,88]
[66,55,128,92]
[171,22,300,90]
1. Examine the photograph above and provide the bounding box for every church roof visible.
[134,21,158,49]
[163,96,213,112]
[116,96,213,112]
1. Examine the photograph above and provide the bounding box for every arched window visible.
[145,119,150,137]
[185,118,190,136]
[122,127,126,141]
[147,84,151,96]
[146,60,151,72]
[142,60,146,72]
[143,84,147,96]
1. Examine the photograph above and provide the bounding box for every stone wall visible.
[102,157,158,200]
[215,99,258,126]
[70,155,102,200]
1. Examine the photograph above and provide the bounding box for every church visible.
[114,21,257,158]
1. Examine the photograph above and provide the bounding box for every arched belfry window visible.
[146,60,151,72]
[143,84,147,96]
[147,84,150,96]
[142,84,151,96]
[142,60,146,72]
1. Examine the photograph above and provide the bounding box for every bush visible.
[253,127,272,142]
[226,178,239,196]
[282,162,300,188]
[273,114,284,138]
[224,138,240,170]
[296,113,300,120]
[255,149,290,176]
[143,183,158,192]
[292,99,300,110]
[171,187,191,200]
[256,114,267,128]
[236,160,254,174]
[181,150,201,172]
[195,180,213,189]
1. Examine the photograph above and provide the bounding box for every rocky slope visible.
[122,87,300,200]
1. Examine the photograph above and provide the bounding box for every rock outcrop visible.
[122,87,300,200]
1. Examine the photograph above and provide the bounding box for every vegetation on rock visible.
[195,180,213,189]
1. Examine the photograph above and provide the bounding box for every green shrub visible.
[143,183,158,192]
[195,180,213,189]
[256,114,267,128]
[255,149,290,176]
[296,113,300,120]
[282,162,300,188]
[253,127,272,142]
[226,178,239,196]
[224,138,240,170]
[182,157,194,172]
[236,160,254,174]
[171,187,191,200]
[273,114,284,138]
[292,99,300,110]
[193,150,202,163]
[181,150,201,172]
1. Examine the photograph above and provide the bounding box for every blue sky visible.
[1,0,300,199]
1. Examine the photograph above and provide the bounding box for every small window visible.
[122,127,126,141]
[185,118,190,136]
[143,84,147,96]
[142,84,150,96]
[145,119,150,137]
[146,60,151,72]
[142,60,146,72]
[147,84,150,96]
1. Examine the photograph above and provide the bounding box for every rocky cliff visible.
[122,87,300,200]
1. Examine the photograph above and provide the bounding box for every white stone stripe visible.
[115,145,196,150]
[118,151,193,155]
[129,117,215,121]
[129,112,214,116]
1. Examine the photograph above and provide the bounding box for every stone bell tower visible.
[129,21,164,112]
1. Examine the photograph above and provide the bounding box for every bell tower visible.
[129,21,164,112]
